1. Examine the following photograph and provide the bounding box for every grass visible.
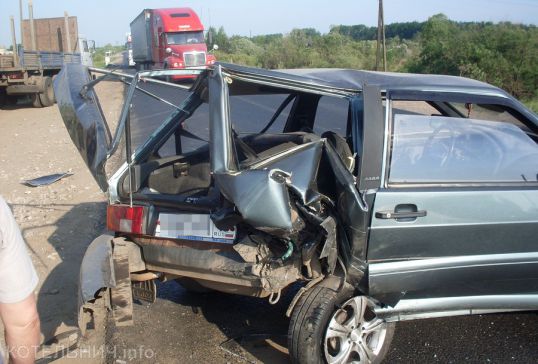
[523,98,538,114]
[92,45,125,68]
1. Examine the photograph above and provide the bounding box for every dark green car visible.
[55,62,538,364]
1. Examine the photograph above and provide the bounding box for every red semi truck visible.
[130,8,216,79]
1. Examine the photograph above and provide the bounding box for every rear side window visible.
[313,96,349,137]
[158,102,209,157]
[229,94,292,134]
[389,114,538,184]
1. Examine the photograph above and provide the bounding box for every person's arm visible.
[0,293,40,364]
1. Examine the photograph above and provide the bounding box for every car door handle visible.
[375,210,427,219]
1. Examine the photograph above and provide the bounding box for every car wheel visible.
[38,76,54,107]
[288,284,395,364]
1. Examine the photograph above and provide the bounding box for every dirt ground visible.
[0,96,106,362]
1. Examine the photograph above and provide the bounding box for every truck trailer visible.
[0,3,93,108]
[130,8,216,78]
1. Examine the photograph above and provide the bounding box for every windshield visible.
[166,31,205,45]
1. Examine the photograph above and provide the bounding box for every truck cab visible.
[130,8,215,78]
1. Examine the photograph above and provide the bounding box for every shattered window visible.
[313,96,349,137]
[229,94,292,134]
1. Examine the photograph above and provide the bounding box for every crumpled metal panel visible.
[53,63,110,191]
[78,234,115,306]
[216,169,293,234]
[253,142,324,206]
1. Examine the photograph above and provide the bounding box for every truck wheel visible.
[31,93,43,108]
[38,76,54,107]
[288,284,395,364]
[51,75,57,103]
[0,92,17,107]
[6,95,18,106]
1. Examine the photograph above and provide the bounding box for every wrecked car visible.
[54,62,538,363]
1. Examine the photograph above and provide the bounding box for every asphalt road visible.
[105,66,538,363]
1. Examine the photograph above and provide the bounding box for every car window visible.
[313,96,349,137]
[229,94,292,134]
[389,114,538,184]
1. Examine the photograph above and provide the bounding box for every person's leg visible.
[0,293,40,364]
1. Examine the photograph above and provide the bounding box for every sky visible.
[1,0,537,48]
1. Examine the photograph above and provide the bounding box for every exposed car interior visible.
[121,79,355,202]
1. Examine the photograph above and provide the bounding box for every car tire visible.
[288,284,395,364]
[38,76,54,107]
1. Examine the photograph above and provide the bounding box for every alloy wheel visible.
[324,296,389,364]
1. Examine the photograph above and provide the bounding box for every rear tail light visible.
[107,204,147,234]
[8,72,24,79]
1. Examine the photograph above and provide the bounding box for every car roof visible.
[218,62,508,97]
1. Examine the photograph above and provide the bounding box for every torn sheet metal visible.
[23,172,73,187]
[111,240,134,326]
[320,216,338,273]
[78,234,116,305]
[215,169,293,235]
[252,141,324,207]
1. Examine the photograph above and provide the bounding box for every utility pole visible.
[19,0,23,50]
[28,0,36,51]
[375,0,387,71]
[64,11,72,52]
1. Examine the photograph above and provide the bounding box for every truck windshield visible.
[166,31,204,45]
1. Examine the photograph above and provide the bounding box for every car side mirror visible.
[165,47,172,54]
[212,44,219,51]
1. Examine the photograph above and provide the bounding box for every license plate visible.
[132,280,156,303]
[154,213,236,243]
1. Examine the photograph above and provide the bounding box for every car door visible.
[368,93,538,302]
